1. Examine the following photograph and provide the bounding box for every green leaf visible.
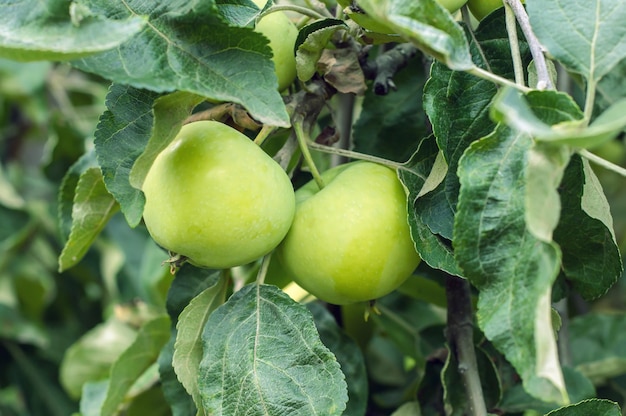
[357,0,473,70]
[58,150,99,242]
[569,313,626,384]
[58,168,119,272]
[165,265,221,322]
[295,19,347,82]
[527,0,626,82]
[73,1,289,126]
[455,125,567,404]
[499,366,595,414]
[94,85,160,227]
[128,91,205,191]
[307,302,368,416]
[546,399,621,416]
[398,135,463,277]
[90,315,171,416]
[215,0,259,27]
[353,57,427,163]
[60,318,138,399]
[422,15,531,241]
[173,274,228,414]
[595,57,626,113]
[0,0,145,61]
[553,157,622,299]
[493,89,626,149]
[525,144,571,242]
[198,284,348,415]
[158,331,197,416]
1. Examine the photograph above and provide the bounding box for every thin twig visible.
[446,276,488,416]
[503,0,553,90]
[307,141,403,169]
[294,117,326,189]
[578,149,626,177]
[504,2,525,86]
[467,66,531,92]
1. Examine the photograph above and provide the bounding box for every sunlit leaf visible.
[73,0,289,126]
[0,0,145,61]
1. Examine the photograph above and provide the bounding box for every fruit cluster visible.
[142,121,421,305]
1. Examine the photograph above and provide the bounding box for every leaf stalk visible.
[578,149,626,177]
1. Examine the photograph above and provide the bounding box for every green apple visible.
[252,0,298,91]
[276,162,421,305]
[142,120,295,269]
[467,0,523,20]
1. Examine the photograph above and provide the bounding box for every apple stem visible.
[293,118,326,189]
[256,254,272,286]
[254,124,276,146]
[307,141,403,170]
[503,0,554,90]
[578,149,626,177]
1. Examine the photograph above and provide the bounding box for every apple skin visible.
[142,120,295,269]
[276,162,421,305]
[252,0,298,91]
[467,0,524,20]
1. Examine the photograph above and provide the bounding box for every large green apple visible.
[467,0,523,20]
[252,0,298,91]
[142,120,295,269]
[276,162,421,305]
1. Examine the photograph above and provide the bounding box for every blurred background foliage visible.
[0,55,625,415]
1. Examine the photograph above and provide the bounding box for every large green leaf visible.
[73,0,289,126]
[357,0,473,70]
[422,14,531,241]
[0,0,145,61]
[527,0,626,82]
[94,85,160,227]
[454,125,567,404]
[198,284,348,415]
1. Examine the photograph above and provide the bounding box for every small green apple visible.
[252,0,298,91]
[142,120,295,269]
[467,0,523,20]
[276,162,421,305]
